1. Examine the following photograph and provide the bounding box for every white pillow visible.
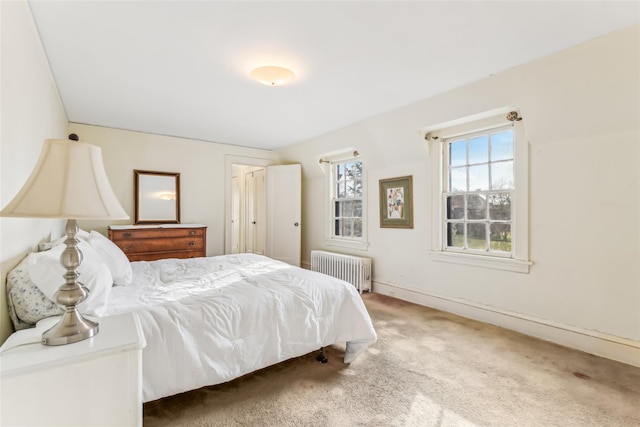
[27,241,113,316]
[87,230,133,286]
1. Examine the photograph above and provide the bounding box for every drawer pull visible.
[189,230,196,235]
[189,241,196,247]
[124,245,133,251]
[123,232,132,237]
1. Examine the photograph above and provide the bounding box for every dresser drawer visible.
[115,237,204,254]
[110,228,204,240]
[126,250,205,262]
[108,225,207,262]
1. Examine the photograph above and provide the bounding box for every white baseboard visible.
[373,280,640,368]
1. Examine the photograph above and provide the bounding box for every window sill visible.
[428,250,532,273]
[325,239,369,252]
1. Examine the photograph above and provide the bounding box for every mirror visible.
[134,170,180,224]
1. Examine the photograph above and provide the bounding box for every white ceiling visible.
[28,1,640,150]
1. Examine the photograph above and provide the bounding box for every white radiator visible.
[311,250,371,294]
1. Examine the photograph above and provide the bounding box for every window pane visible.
[336,164,344,181]
[491,161,513,190]
[491,131,513,161]
[450,167,466,192]
[354,179,363,197]
[334,201,341,218]
[344,219,354,237]
[468,164,489,191]
[353,219,363,238]
[346,180,355,197]
[467,223,486,250]
[449,140,466,167]
[354,161,363,178]
[466,194,486,219]
[337,182,346,198]
[353,200,363,217]
[447,223,464,247]
[446,195,465,220]
[489,193,511,220]
[334,219,342,236]
[490,223,511,252]
[345,163,355,179]
[468,136,489,164]
[343,201,353,217]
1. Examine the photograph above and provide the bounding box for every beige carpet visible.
[143,293,640,426]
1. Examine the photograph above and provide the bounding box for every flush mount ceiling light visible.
[250,66,295,86]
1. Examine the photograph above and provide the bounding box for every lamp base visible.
[42,309,99,346]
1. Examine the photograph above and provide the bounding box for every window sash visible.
[442,191,514,257]
[442,124,515,258]
[331,159,364,241]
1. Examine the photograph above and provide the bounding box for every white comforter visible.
[103,253,377,402]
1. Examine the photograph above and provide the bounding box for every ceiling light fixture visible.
[250,66,295,86]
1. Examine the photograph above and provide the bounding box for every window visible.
[444,126,514,256]
[320,150,368,251]
[426,111,531,273]
[332,159,364,240]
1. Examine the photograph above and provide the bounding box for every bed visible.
[3,232,377,402]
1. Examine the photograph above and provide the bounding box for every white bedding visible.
[103,253,377,402]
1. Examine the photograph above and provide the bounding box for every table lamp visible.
[0,136,128,345]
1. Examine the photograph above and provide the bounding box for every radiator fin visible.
[310,250,371,294]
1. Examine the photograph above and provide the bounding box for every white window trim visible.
[319,149,369,251]
[425,111,531,273]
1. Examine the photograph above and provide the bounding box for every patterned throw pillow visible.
[6,254,62,330]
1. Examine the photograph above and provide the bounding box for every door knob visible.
[294,222,299,227]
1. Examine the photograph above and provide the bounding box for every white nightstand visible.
[0,312,146,427]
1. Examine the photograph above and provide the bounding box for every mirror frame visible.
[134,169,181,224]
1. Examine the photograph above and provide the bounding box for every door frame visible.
[224,155,277,255]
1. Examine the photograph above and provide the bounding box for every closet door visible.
[254,169,266,255]
[245,171,256,253]
[231,175,241,253]
[245,169,266,255]
[267,164,301,266]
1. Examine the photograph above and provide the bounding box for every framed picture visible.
[379,175,413,228]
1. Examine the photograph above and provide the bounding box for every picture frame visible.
[379,175,413,228]
[134,170,181,224]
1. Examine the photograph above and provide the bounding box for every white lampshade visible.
[250,66,295,86]
[1,139,128,220]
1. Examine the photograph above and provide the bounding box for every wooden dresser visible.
[108,224,207,262]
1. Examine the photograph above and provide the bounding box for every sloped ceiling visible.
[28,1,640,150]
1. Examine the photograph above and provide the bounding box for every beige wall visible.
[0,0,68,342]
[67,124,279,256]
[278,25,640,363]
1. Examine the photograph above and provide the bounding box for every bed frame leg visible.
[316,347,328,363]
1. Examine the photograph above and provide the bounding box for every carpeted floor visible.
[143,293,640,426]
